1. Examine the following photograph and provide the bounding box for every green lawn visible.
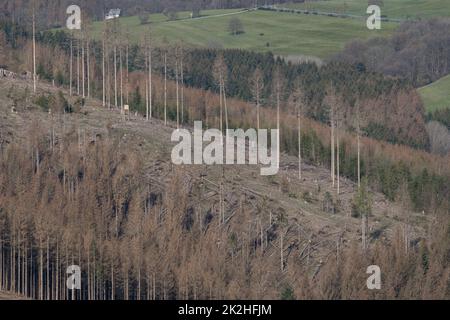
[419,75,450,112]
[86,9,396,58]
[284,0,450,20]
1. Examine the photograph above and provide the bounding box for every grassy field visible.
[284,0,450,20]
[419,75,450,112]
[87,9,396,58]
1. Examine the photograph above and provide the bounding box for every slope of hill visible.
[0,75,448,299]
[85,9,396,58]
[0,77,428,252]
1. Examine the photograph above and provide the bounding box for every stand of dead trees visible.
[0,127,448,300]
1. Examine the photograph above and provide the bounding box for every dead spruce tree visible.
[251,67,264,131]
[289,81,306,180]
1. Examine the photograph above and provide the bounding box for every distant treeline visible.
[335,19,450,88]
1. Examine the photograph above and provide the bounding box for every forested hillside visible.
[0,77,448,300]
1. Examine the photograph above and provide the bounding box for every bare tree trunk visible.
[145,57,149,120]
[120,47,123,110]
[106,45,112,109]
[126,43,129,105]
[87,39,90,98]
[46,237,50,300]
[30,243,33,298]
[180,51,184,123]
[17,233,21,295]
[137,267,141,300]
[145,44,149,120]
[280,231,284,272]
[77,42,80,95]
[277,90,280,134]
[111,261,114,300]
[176,59,180,128]
[223,83,229,132]
[114,45,117,108]
[87,249,90,300]
[149,46,152,119]
[219,83,223,133]
[55,239,59,300]
[164,52,167,125]
[357,107,361,188]
[336,119,340,195]
[0,239,3,291]
[256,90,260,131]
[102,36,105,107]
[24,242,27,297]
[70,37,73,96]
[146,271,150,300]
[32,7,36,93]
[124,271,129,300]
[362,214,367,251]
[331,112,335,187]
[107,43,111,109]
[298,110,302,180]
[39,238,43,300]
[82,38,85,98]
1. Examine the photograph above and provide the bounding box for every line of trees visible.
[335,18,450,88]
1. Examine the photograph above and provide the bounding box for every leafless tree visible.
[290,83,305,180]
[251,68,264,131]
[324,86,338,188]
[213,55,229,133]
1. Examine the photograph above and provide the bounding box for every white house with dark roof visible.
[106,9,121,20]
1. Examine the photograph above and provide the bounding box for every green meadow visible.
[86,9,396,58]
